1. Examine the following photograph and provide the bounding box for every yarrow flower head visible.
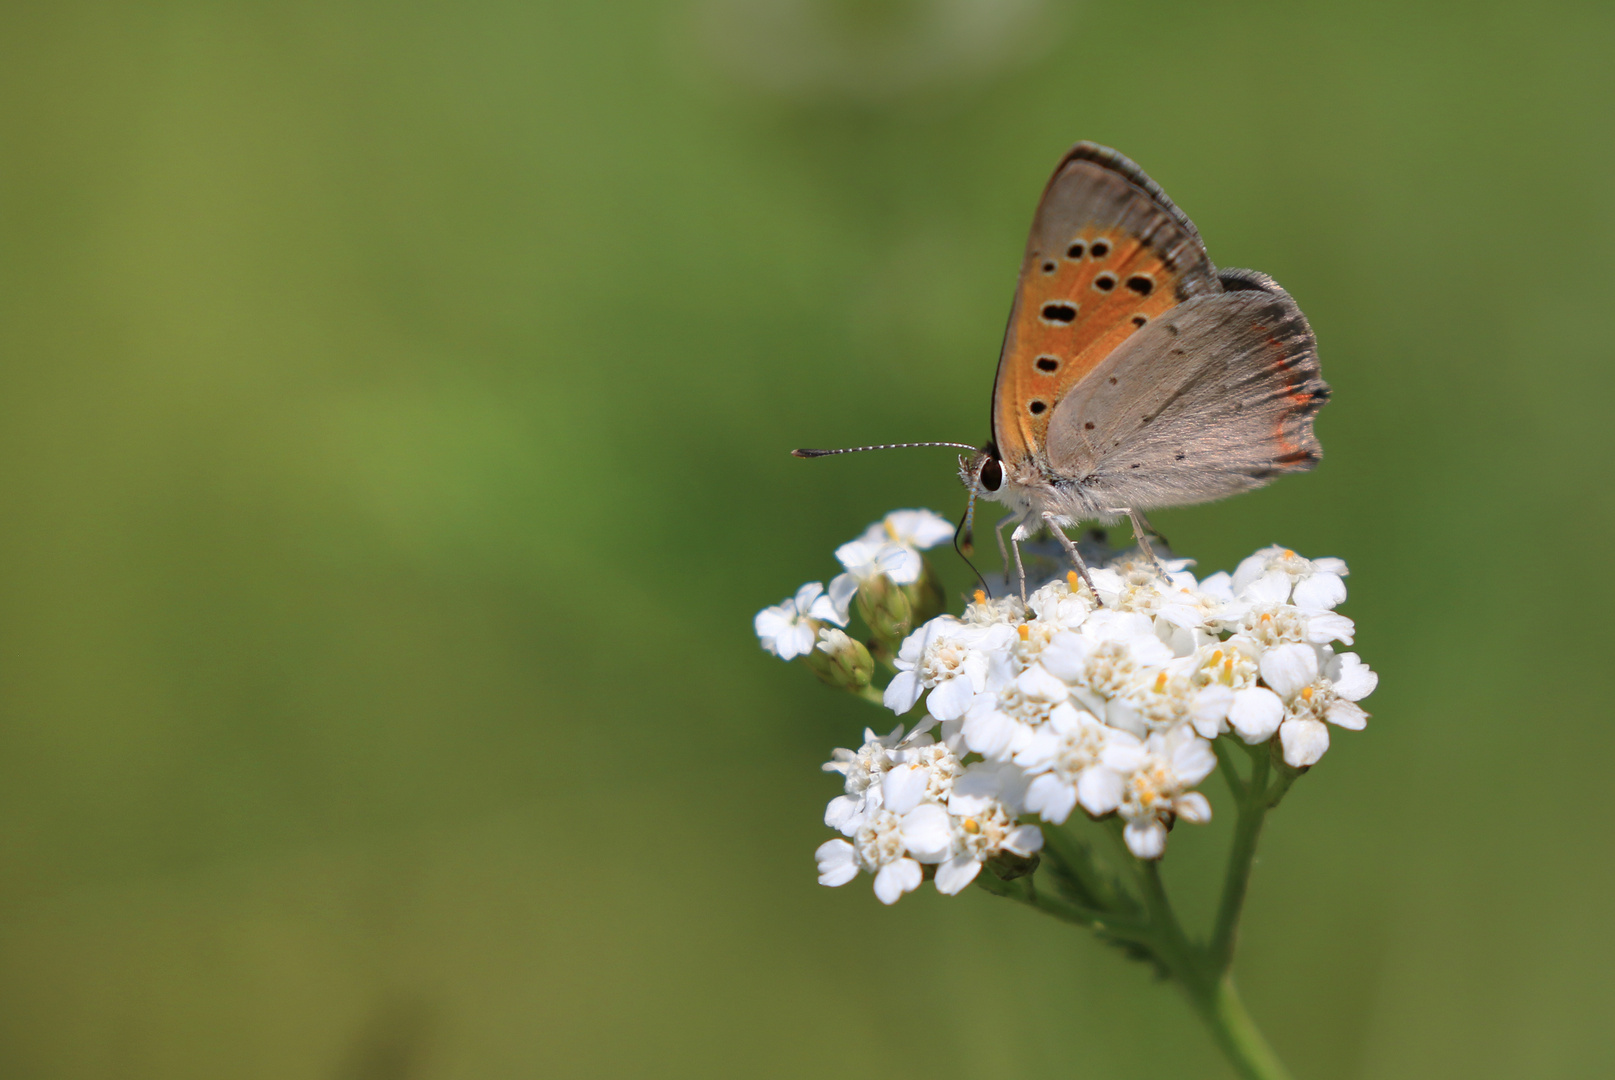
[758,510,1377,901]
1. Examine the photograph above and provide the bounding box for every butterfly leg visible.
[1130,510,1170,551]
[1111,507,1171,580]
[1008,516,1042,601]
[993,512,1018,587]
[1041,512,1101,601]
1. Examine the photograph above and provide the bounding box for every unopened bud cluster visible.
[756,511,1376,905]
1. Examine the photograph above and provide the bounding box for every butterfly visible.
[797,142,1329,597]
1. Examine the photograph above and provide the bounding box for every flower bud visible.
[855,573,913,658]
[803,627,875,691]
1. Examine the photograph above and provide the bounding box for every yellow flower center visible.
[963,818,980,834]
[1067,570,1081,590]
[1301,686,1314,701]
[973,589,987,604]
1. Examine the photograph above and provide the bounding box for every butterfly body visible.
[962,144,1329,569]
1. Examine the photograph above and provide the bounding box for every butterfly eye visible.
[979,458,1003,492]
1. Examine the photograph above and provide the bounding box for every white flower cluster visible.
[759,516,1376,905]
[754,510,954,660]
[815,723,1044,904]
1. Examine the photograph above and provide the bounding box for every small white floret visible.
[756,581,845,660]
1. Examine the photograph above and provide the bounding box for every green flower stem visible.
[1140,859,1293,1080]
[994,762,1295,1080]
[1215,739,1247,795]
[1266,766,1299,809]
[1183,973,1295,1080]
[854,683,886,707]
[1210,744,1270,973]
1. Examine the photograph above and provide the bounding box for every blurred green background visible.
[1,1,1611,1076]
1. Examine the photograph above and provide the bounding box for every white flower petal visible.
[1171,734,1217,786]
[1026,773,1077,824]
[807,592,848,627]
[1325,698,1368,730]
[815,840,858,886]
[1228,686,1284,743]
[1039,633,1092,682]
[1016,664,1069,701]
[1280,717,1330,767]
[1330,653,1379,701]
[753,610,792,657]
[1175,791,1212,824]
[917,675,969,721]
[1191,685,1235,738]
[883,671,924,715]
[899,804,953,862]
[1084,609,1155,641]
[1199,571,1235,602]
[824,794,865,836]
[792,581,827,611]
[1124,820,1166,859]
[1129,634,1177,668]
[1005,824,1045,857]
[1231,552,1269,595]
[881,765,928,815]
[885,509,955,549]
[1260,643,1319,698]
[833,539,879,573]
[1303,611,1355,645]
[934,855,982,895]
[1014,727,1059,772]
[1157,602,1205,630]
[1076,766,1124,816]
[873,858,922,904]
[762,619,810,660]
[827,573,859,620]
[961,709,1020,761]
[1100,737,1147,773]
[1244,570,1293,605]
[875,543,923,585]
[1293,571,1347,610]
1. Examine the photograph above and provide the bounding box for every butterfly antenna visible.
[792,441,979,457]
[955,491,991,598]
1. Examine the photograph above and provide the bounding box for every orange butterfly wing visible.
[992,144,1221,470]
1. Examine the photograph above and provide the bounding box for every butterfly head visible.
[958,443,1003,499]
[954,443,1006,555]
